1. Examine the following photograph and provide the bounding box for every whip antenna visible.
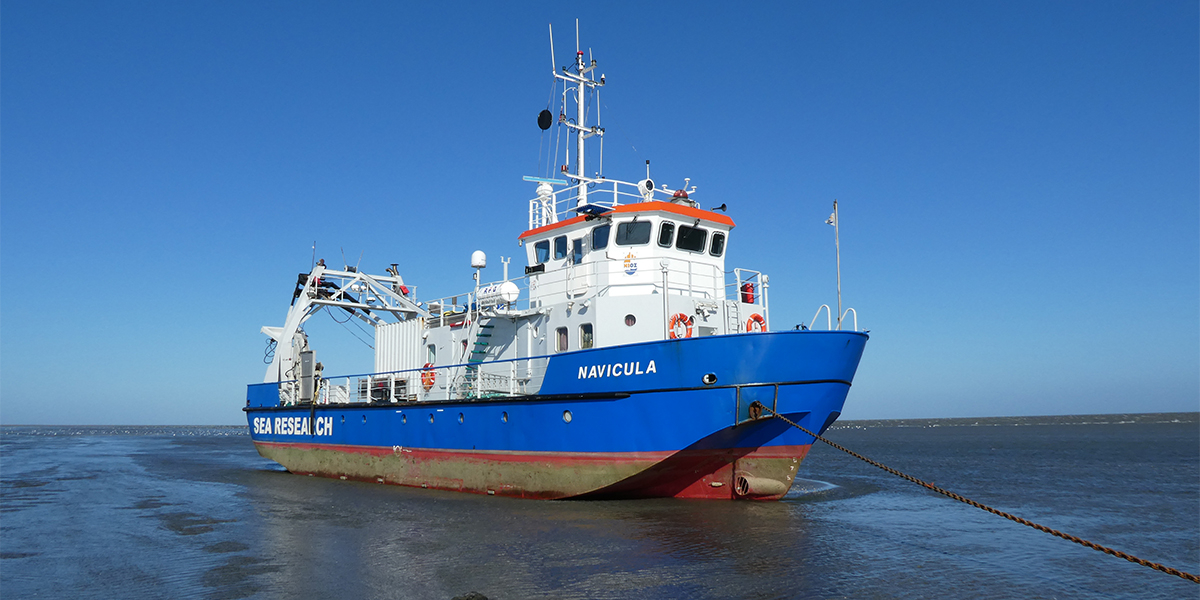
[548,23,556,73]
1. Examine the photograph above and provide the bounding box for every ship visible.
[245,27,868,500]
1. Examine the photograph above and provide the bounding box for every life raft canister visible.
[746,313,766,332]
[740,282,755,304]
[669,313,694,339]
[421,363,436,391]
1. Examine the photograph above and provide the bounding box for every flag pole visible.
[829,200,842,330]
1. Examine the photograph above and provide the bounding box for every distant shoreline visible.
[829,411,1198,429]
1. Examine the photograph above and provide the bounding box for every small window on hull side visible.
[534,240,550,264]
[555,327,568,352]
[572,239,583,264]
[580,323,594,349]
[658,222,675,247]
[710,232,726,257]
[554,236,568,259]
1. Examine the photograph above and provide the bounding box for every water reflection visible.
[4,424,1195,600]
[243,470,837,598]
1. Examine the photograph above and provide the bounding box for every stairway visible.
[462,322,494,398]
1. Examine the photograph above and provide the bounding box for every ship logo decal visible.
[253,415,334,437]
[578,360,657,379]
[623,252,638,275]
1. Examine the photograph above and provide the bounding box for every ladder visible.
[462,322,494,398]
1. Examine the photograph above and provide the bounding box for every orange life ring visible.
[746,313,766,332]
[421,363,436,390]
[669,313,693,339]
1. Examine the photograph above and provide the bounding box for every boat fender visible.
[746,313,766,332]
[668,313,693,339]
[421,363,436,391]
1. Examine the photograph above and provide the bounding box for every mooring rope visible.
[757,404,1200,584]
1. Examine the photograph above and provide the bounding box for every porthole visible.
[458,413,464,423]
[362,415,366,424]
[501,411,509,423]
[429,414,435,424]
[624,314,636,326]
[562,410,573,423]
[401,414,407,424]
[341,415,345,423]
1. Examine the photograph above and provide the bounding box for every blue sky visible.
[2,1,1196,425]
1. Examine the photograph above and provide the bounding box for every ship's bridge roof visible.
[518,201,735,241]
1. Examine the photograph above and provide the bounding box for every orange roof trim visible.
[518,202,735,240]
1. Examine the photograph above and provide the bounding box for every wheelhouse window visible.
[592,224,610,250]
[579,323,594,349]
[534,240,550,264]
[710,232,726,257]
[657,222,675,247]
[571,239,583,264]
[615,221,651,245]
[676,225,708,252]
[555,327,568,352]
[553,236,568,259]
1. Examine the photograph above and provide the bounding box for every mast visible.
[575,48,586,200]
[552,21,605,207]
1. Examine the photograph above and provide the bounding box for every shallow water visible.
[2,414,1196,599]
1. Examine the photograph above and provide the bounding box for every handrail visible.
[527,177,701,228]
[309,352,554,405]
[810,304,832,330]
[316,351,560,382]
[839,308,857,331]
[421,254,741,314]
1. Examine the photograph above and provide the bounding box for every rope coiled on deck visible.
[758,404,1200,584]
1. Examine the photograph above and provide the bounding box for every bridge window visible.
[710,232,726,257]
[555,327,568,352]
[676,225,708,252]
[615,221,651,246]
[554,236,568,259]
[657,222,675,247]
[534,240,549,264]
[572,238,583,264]
[579,323,593,349]
[592,224,611,250]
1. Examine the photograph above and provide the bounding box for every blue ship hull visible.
[245,330,867,499]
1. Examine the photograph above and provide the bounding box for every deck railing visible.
[528,179,656,230]
[295,353,555,405]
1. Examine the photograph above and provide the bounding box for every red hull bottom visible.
[254,441,813,500]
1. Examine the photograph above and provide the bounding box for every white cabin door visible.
[569,238,590,297]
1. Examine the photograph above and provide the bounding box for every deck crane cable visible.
[348,311,375,341]
[756,403,1200,584]
[327,304,353,324]
[327,308,374,349]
